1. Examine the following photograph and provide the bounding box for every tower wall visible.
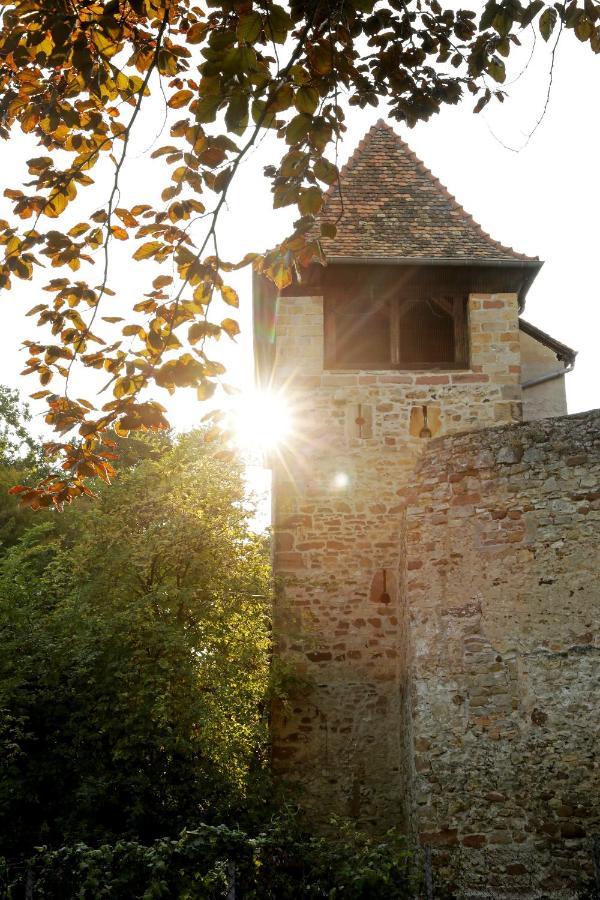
[271,291,523,829]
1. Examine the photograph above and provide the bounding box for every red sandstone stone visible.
[415,375,450,384]
[506,864,527,876]
[420,830,459,846]
[452,374,490,383]
[306,651,332,662]
[275,552,306,569]
[275,532,294,551]
[463,834,487,848]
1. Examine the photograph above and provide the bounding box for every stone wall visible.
[270,284,599,895]
[271,291,525,830]
[405,410,600,897]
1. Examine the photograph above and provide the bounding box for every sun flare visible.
[230,388,292,454]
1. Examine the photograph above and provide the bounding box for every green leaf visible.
[286,114,311,145]
[225,92,249,134]
[480,2,498,30]
[237,12,262,43]
[314,157,338,185]
[264,5,292,44]
[299,186,323,215]
[194,94,221,124]
[294,86,319,114]
[539,7,557,40]
[487,57,506,83]
[575,12,593,41]
[521,0,544,29]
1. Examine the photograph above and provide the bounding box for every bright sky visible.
[0,24,598,466]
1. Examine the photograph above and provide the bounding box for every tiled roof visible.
[317,120,538,263]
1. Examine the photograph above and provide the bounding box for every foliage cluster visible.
[0,390,423,897]
[1,817,417,899]
[0,396,271,864]
[0,0,598,506]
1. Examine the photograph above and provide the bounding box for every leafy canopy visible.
[0,0,597,505]
[0,426,271,859]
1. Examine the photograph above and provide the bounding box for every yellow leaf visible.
[153,275,173,289]
[197,379,217,401]
[133,241,162,260]
[220,285,239,307]
[168,89,194,109]
[68,223,90,238]
[221,317,240,339]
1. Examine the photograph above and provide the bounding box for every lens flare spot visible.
[231,388,292,453]
[333,471,349,490]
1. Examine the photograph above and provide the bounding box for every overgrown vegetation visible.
[1,818,419,898]
[0,390,419,898]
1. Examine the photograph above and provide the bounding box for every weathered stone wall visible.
[520,329,568,422]
[271,291,524,830]
[405,411,600,897]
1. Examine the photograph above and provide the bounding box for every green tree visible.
[0,0,596,504]
[0,386,49,551]
[0,428,271,860]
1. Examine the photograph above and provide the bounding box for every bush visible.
[0,816,419,899]
[0,430,271,859]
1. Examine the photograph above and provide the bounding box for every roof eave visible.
[324,256,543,310]
[519,316,577,365]
[325,255,542,269]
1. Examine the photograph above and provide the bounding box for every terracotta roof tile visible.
[316,120,538,263]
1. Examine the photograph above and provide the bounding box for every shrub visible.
[1,816,419,899]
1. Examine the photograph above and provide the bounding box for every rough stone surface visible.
[270,287,599,897]
[405,411,600,897]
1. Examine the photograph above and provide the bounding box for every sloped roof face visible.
[317,120,538,263]
[519,318,577,363]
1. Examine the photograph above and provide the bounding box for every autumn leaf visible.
[220,286,239,307]
[221,318,240,339]
[168,89,194,109]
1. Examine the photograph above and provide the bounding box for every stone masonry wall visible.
[271,291,524,830]
[404,411,600,897]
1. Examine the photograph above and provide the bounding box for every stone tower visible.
[253,122,598,895]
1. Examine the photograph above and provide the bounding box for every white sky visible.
[0,24,598,450]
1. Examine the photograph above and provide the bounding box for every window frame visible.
[324,293,469,371]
